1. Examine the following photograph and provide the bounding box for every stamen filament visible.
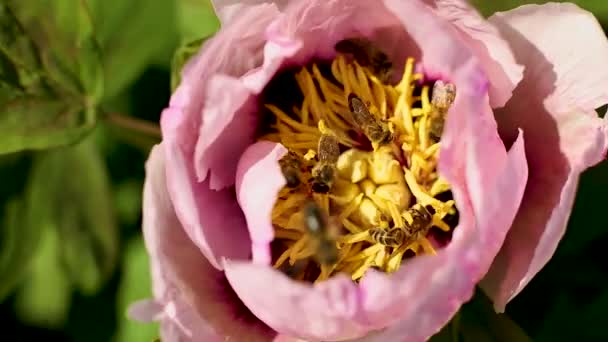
[264,51,457,283]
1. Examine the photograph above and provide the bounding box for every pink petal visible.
[236,141,287,265]
[351,1,528,340]
[193,75,258,190]
[164,2,281,192]
[266,0,405,67]
[137,145,275,342]
[211,0,289,26]
[481,3,608,311]
[221,0,528,340]
[428,0,523,108]
[162,107,251,270]
[128,299,164,322]
[224,261,369,341]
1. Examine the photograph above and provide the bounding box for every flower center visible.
[259,39,458,283]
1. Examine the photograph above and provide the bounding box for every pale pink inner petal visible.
[236,141,288,265]
[224,261,368,341]
[137,145,275,341]
[194,75,258,190]
[428,0,523,108]
[481,3,608,311]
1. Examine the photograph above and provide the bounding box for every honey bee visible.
[348,93,393,148]
[311,134,340,193]
[303,201,339,265]
[402,204,434,245]
[369,205,433,247]
[429,80,456,140]
[279,151,303,188]
[335,37,393,83]
[369,227,406,247]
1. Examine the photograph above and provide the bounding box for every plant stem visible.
[104,112,161,139]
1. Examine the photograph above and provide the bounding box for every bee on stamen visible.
[311,134,340,193]
[279,151,304,188]
[335,37,393,83]
[369,227,406,247]
[348,93,393,149]
[402,204,434,245]
[369,204,434,248]
[303,201,339,265]
[429,80,457,140]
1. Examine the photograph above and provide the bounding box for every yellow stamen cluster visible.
[262,55,456,283]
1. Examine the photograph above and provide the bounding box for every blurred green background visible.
[0,1,606,341]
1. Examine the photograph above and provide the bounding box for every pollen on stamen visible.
[260,42,458,283]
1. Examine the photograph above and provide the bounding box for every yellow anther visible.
[289,236,309,265]
[336,149,369,183]
[341,218,363,234]
[419,238,437,255]
[340,230,372,244]
[368,147,404,185]
[359,179,377,197]
[318,119,332,135]
[386,201,404,229]
[330,178,361,206]
[304,149,317,160]
[346,244,384,262]
[351,255,376,281]
[339,193,364,221]
[430,177,451,196]
[274,229,303,240]
[264,51,457,283]
[375,183,412,212]
[374,248,387,268]
[354,198,384,227]
[433,217,451,232]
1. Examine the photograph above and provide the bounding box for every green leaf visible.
[0,96,96,153]
[171,0,220,91]
[176,0,220,43]
[114,180,144,227]
[431,289,532,342]
[171,37,205,92]
[14,222,73,328]
[0,0,103,154]
[85,0,179,99]
[472,0,608,20]
[114,237,159,342]
[0,197,41,300]
[26,137,119,294]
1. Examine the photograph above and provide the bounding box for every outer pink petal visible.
[236,141,287,265]
[225,261,369,341]
[481,3,608,311]
[160,3,283,269]
[163,107,251,270]
[427,0,523,108]
[132,145,275,342]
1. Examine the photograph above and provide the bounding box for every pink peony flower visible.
[130,1,608,341]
